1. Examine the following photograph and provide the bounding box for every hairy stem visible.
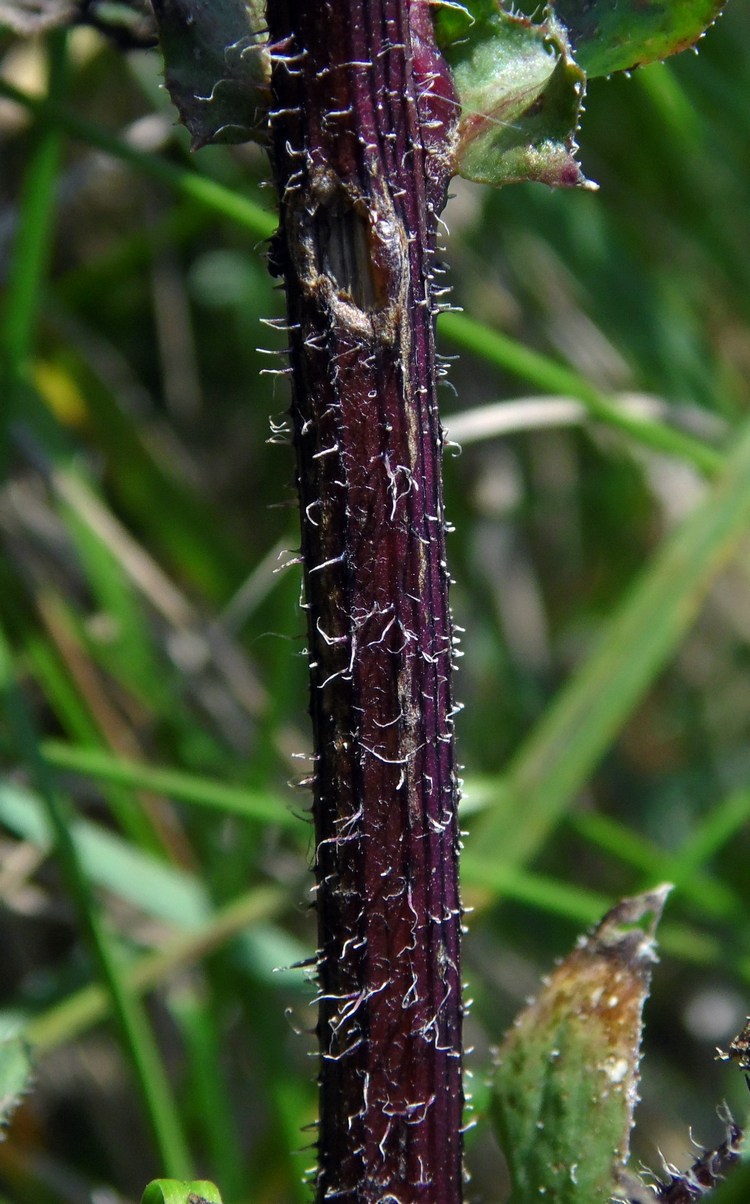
[266,1,463,1199]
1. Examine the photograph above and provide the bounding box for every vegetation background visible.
[1,4,750,1200]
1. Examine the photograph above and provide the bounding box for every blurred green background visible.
[1,5,750,1201]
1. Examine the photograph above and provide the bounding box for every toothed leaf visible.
[491,887,669,1204]
[433,0,728,186]
[151,0,269,149]
[0,1034,33,1134]
[141,1180,223,1204]
[548,0,729,77]
[436,5,591,189]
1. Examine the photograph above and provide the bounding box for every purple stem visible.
[266,2,463,1198]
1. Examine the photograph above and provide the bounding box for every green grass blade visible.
[0,628,192,1178]
[438,311,723,475]
[170,993,244,1200]
[0,77,274,239]
[458,858,737,972]
[570,811,742,920]
[464,417,750,890]
[465,777,744,920]
[26,886,285,1053]
[0,777,210,927]
[462,862,609,925]
[0,32,68,448]
[669,787,750,884]
[41,740,297,829]
[37,372,247,598]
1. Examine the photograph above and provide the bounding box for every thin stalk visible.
[266,1,463,1199]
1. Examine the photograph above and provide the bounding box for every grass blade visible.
[439,311,722,475]
[25,886,285,1053]
[0,32,67,453]
[0,626,192,1178]
[40,741,296,829]
[465,417,750,891]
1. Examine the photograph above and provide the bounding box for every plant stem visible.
[266,1,463,1199]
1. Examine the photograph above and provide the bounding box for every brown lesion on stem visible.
[314,180,386,312]
[286,165,408,347]
[266,1,463,1200]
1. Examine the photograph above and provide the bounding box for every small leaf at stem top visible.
[491,886,670,1204]
[434,0,729,188]
[141,1180,223,1204]
[438,4,591,189]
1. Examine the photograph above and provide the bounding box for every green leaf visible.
[438,4,591,188]
[0,1034,33,1132]
[141,1180,222,1204]
[549,0,729,78]
[492,887,669,1203]
[434,0,728,186]
[151,0,269,149]
[432,0,475,47]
